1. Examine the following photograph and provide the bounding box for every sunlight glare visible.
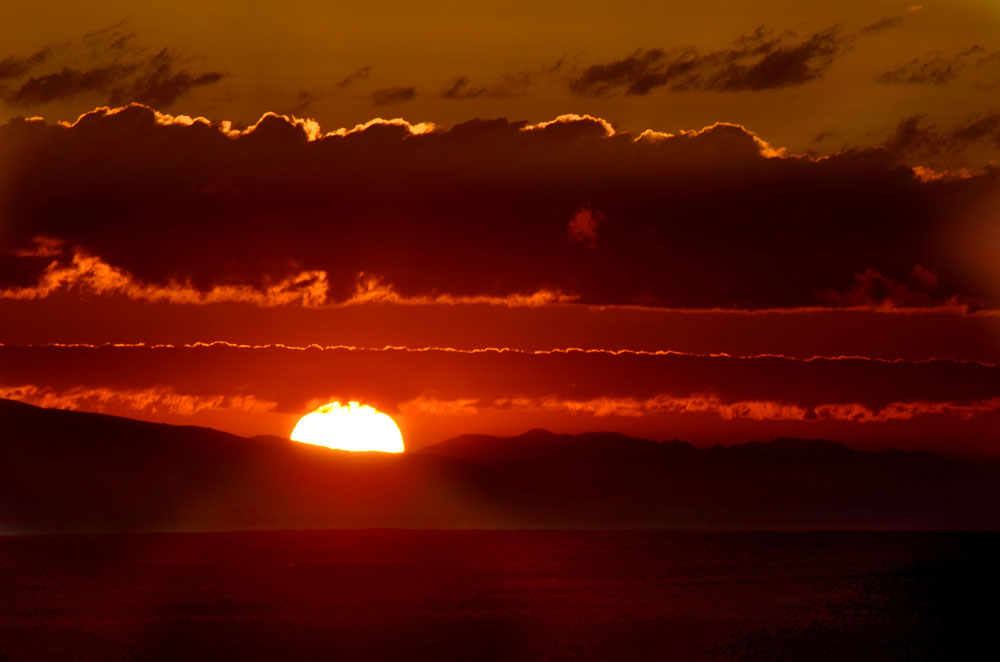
[291,401,404,453]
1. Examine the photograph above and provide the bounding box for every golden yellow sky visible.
[2,1,998,161]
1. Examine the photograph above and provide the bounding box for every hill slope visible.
[3,399,999,532]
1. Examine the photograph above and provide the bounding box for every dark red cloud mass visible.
[1,104,998,311]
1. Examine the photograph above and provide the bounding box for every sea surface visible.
[1,530,996,661]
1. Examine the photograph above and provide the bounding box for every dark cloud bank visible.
[2,104,999,310]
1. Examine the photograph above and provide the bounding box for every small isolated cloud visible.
[337,65,371,88]
[567,206,604,248]
[812,129,836,144]
[282,90,320,116]
[11,236,64,258]
[371,86,416,105]
[860,16,905,34]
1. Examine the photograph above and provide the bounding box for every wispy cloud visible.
[568,25,849,95]
[370,86,415,105]
[875,46,985,85]
[0,22,224,108]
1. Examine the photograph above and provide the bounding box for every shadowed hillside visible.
[2,399,999,532]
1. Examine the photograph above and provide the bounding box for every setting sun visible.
[290,401,404,453]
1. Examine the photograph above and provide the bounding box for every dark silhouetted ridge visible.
[418,428,695,465]
[2,400,998,533]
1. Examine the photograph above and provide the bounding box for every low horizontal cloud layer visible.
[3,345,997,416]
[3,344,998,454]
[0,383,276,417]
[1,104,999,310]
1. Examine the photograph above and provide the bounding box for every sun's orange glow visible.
[290,401,404,452]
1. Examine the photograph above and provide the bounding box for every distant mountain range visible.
[2,398,998,533]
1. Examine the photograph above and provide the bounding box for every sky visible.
[1,1,999,456]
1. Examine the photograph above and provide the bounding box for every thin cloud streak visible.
[5,341,998,368]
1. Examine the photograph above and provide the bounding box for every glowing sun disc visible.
[291,401,404,453]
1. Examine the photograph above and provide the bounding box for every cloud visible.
[882,113,1000,164]
[5,64,136,106]
[567,206,603,247]
[441,72,533,99]
[399,392,1000,423]
[860,16,905,35]
[108,49,224,108]
[0,249,332,307]
[371,86,416,105]
[1,27,224,108]
[282,90,320,116]
[1,104,999,311]
[11,236,63,257]
[3,345,998,425]
[875,46,985,85]
[0,384,276,417]
[0,49,49,81]
[0,244,572,308]
[568,25,849,95]
[337,66,371,88]
[812,129,836,144]
[816,266,955,309]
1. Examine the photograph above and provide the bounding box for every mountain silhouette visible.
[2,399,998,533]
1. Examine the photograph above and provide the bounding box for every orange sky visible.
[2,2,999,164]
[1,2,999,457]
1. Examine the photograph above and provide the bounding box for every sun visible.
[291,401,404,453]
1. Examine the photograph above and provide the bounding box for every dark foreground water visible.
[1,531,997,661]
